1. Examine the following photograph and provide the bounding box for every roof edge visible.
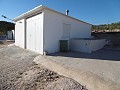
[13,5,44,21]
[13,5,92,25]
[43,6,92,25]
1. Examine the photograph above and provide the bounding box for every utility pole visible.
[1,15,21,23]
[1,15,13,22]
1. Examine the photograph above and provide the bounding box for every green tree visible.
[0,21,15,35]
[92,21,120,32]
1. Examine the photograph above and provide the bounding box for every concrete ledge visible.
[0,40,7,44]
[33,55,120,90]
[0,40,15,45]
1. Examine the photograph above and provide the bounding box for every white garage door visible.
[26,14,43,54]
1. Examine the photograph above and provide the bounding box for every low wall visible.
[92,32,120,46]
[70,39,107,53]
[0,40,7,44]
[90,39,107,52]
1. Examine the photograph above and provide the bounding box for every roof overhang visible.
[13,5,44,22]
[13,5,92,25]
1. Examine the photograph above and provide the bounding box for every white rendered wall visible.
[15,19,25,48]
[70,39,91,53]
[7,31,13,39]
[90,39,107,52]
[12,30,15,39]
[70,39,107,53]
[43,9,92,53]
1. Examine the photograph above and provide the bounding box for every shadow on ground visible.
[49,48,120,61]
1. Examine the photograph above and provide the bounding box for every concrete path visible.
[34,49,120,90]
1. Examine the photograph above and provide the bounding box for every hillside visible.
[92,21,120,32]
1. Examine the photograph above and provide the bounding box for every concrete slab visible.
[34,49,120,90]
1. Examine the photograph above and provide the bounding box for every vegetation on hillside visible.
[0,21,15,35]
[92,21,120,32]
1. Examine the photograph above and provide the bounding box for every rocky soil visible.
[9,64,87,90]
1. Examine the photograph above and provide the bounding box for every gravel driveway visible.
[0,45,39,90]
[0,45,87,90]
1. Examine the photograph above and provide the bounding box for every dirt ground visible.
[0,44,87,90]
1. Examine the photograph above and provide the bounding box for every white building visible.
[7,30,15,40]
[13,5,92,54]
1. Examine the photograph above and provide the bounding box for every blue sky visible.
[0,0,120,25]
